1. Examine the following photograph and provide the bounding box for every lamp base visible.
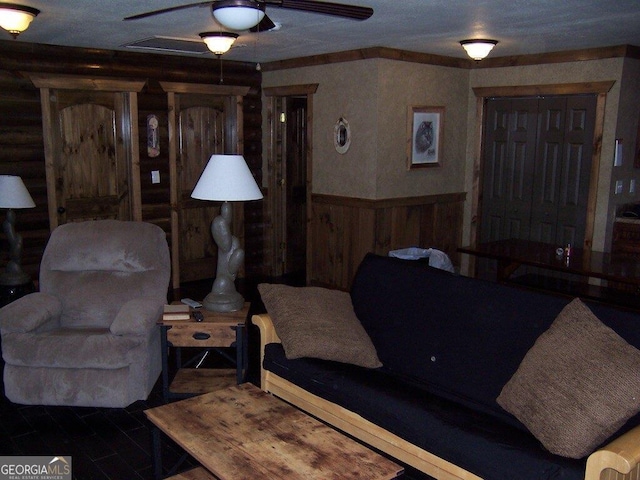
[202,291,245,313]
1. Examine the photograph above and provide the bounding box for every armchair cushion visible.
[3,328,141,369]
[0,292,61,333]
[110,297,165,336]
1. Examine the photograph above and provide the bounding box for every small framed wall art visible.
[407,106,444,168]
[334,117,351,154]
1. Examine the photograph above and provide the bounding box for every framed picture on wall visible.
[407,106,444,169]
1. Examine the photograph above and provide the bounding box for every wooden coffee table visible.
[146,383,404,480]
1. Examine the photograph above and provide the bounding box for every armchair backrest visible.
[40,220,170,329]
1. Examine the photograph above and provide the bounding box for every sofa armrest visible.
[0,292,62,333]
[585,425,640,480]
[110,297,164,336]
[252,313,282,390]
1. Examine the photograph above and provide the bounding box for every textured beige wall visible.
[263,60,379,198]
[263,55,639,254]
[374,60,469,198]
[262,58,469,199]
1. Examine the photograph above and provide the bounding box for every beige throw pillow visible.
[258,284,382,368]
[497,298,640,458]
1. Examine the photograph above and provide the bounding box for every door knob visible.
[57,206,66,214]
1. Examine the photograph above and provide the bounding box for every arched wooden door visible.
[30,74,144,229]
[161,82,249,290]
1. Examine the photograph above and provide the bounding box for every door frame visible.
[160,82,250,291]
[264,84,318,283]
[470,81,615,255]
[29,73,146,230]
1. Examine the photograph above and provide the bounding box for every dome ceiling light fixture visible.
[199,31,239,55]
[460,39,498,61]
[0,2,39,38]
[211,0,266,31]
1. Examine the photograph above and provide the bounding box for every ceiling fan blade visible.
[124,1,213,21]
[249,14,277,32]
[271,0,373,20]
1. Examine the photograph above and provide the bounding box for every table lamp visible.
[0,175,35,287]
[191,154,263,312]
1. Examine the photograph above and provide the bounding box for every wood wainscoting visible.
[309,192,466,290]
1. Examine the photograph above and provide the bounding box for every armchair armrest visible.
[110,297,164,336]
[585,425,640,480]
[0,292,62,333]
[252,313,282,391]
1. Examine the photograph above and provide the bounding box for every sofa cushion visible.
[263,342,585,480]
[258,284,382,368]
[497,298,640,458]
[350,254,640,429]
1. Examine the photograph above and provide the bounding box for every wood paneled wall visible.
[310,192,466,290]
[0,40,263,283]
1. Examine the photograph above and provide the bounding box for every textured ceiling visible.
[4,0,640,63]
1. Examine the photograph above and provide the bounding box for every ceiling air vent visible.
[123,36,210,55]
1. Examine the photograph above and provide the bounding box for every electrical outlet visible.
[615,180,623,195]
[151,170,160,184]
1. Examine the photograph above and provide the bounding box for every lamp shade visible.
[191,154,263,202]
[460,39,498,61]
[200,31,239,55]
[212,0,265,31]
[0,3,39,36]
[0,175,35,208]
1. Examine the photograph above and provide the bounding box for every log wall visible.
[0,40,263,283]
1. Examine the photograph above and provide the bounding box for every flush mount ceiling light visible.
[0,2,39,38]
[199,31,239,55]
[460,39,498,61]
[211,0,266,31]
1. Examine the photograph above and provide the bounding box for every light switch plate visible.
[630,179,636,194]
[151,170,160,184]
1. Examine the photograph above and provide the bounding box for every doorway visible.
[265,84,317,283]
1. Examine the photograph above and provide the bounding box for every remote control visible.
[181,298,202,309]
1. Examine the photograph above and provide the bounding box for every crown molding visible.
[261,44,640,72]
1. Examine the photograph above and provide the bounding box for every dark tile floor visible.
[0,274,429,480]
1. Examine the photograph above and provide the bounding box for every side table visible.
[159,302,249,402]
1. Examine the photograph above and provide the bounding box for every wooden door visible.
[283,97,308,278]
[161,83,250,289]
[176,93,228,283]
[479,94,597,279]
[529,95,596,247]
[480,98,538,242]
[31,74,144,230]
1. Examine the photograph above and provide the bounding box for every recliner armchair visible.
[0,220,170,407]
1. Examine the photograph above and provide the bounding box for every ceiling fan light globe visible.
[200,31,239,55]
[212,1,265,31]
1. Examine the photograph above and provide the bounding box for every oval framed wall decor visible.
[334,117,351,154]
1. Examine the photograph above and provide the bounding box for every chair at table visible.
[0,220,170,407]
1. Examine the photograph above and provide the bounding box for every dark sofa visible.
[253,253,640,480]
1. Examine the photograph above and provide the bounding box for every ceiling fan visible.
[124,0,374,33]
